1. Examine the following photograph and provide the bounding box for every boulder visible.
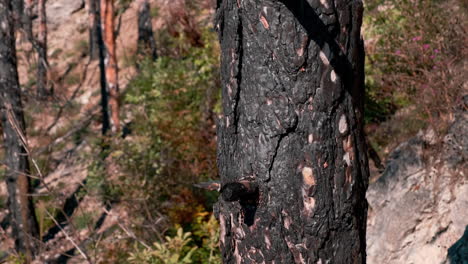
[367,100,468,263]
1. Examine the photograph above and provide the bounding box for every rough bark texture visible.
[100,0,120,134]
[137,0,157,61]
[87,0,100,60]
[37,0,51,97]
[0,0,40,260]
[11,0,24,29]
[214,0,368,263]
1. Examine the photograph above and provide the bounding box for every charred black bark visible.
[22,0,34,44]
[136,0,157,61]
[0,0,40,260]
[11,0,23,29]
[37,0,52,98]
[214,0,369,263]
[88,0,100,60]
[97,4,110,135]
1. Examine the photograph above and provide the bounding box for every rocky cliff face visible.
[367,98,468,264]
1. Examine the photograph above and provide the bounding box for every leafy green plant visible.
[363,0,466,153]
[128,228,197,264]
[191,213,221,264]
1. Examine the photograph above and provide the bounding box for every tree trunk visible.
[100,0,119,134]
[137,0,157,61]
[11,0,24,29]
[0,0,40,261]
[214,0,368,263]
[37,0,51,97]
[87,0,100,60]
[22,0,34,44]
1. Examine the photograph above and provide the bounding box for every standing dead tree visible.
[37,0,52,98]
[214,0,369,263]
[99,0,120,134]
[0,0,40,261]
[137,0,157,61]
[87,0,100,60]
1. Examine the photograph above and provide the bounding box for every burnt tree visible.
[99,0,120,134]
[87,0,100,60]
[0,0,40,260]
[214,0,369,263]
[11,0,24,29]
[37,0,51,97]
[136,0,157,61]
[22,0,34,43]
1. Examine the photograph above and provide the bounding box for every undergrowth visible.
[363,0,466,155]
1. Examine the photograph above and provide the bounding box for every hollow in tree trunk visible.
[0,0,40,261]
[214,0,369,263]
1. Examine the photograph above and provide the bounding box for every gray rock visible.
[46,0,85,26]
[367,109,468,263]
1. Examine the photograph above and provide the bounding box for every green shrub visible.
[364,0,466,126]
[128,213,221,264]
[128,228,197,264]
[363,0,466,153]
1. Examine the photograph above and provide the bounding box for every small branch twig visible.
[44,209,92,264]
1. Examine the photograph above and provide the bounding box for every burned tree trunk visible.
[87,0,100,60]
[0,0,40,260]
[136,0,157,61]
[37,0,51,97]
[100,0,120,134]
[11,0,24,29]
[23,0,34,43]
[214,0,368,263]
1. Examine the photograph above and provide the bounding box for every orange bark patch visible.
[101,0,120,132]
[345,166,352,184]
[302,167,316,186]
[260,15,269,29]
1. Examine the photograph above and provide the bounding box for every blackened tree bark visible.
[0,0,40,261]
[99,0,120,134]
[37,0,51,97]
[136,0,157,61]
[87,0,100,60]
[22,0,34,42]
[214,0,368,263]
[11,0,24,29]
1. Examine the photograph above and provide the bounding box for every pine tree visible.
[99,0,120,134]
[215,0,369,262]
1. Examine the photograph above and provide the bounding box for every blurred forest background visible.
[0,0,466,263]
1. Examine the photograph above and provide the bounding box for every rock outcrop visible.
[367,98,468,263]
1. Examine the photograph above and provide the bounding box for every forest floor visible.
[0,0,146,262]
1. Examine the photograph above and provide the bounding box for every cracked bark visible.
[0,0,40,261]
[215,0,369,263]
